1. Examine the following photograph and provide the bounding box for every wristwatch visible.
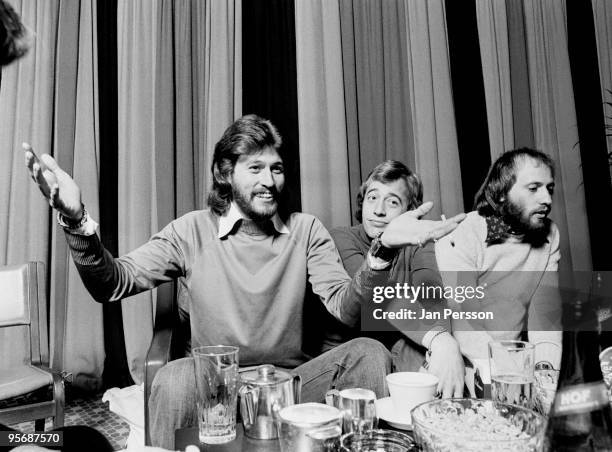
[369,231,396,262]
[57,205,88,230]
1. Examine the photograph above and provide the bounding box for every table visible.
[175,425,281,452]
[175,420,409,452]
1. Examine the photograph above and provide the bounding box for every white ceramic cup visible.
[386,372,439,416]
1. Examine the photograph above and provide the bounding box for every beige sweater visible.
[435,211,561,363]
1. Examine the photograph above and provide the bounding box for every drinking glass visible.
[193,345,239,444]
[488,340,535,409]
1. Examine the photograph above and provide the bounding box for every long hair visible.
[355,160,423,222]
[474,148,555,216]
[207,114,283,216]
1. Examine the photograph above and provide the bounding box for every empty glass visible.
[193,345,239,444]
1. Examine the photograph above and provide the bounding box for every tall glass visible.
[193,345,239,444]
[488,340,535,409]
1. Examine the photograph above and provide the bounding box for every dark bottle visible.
[545,290,612,451]
[596,272,612,403]
[595,272,612,353]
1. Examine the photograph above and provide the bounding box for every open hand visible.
[381,201,466,248]
[23,143,83,220]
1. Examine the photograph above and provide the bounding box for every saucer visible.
[375,397,412,430]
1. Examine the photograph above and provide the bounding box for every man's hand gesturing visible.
[381,201,466,249]
[23,142,83,221]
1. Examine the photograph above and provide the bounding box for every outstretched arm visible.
[24,143,186,302]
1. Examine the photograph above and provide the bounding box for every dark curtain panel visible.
[506,0,534,149]
[567,0,612,270]
[242,0,301,215]
[445,0,491,210]
[97,0,133,389]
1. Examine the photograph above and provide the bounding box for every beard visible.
[502,199,551,246]
[232,185,280,222]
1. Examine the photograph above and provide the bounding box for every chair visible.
[144,280,191,446]
[0,262,64,430]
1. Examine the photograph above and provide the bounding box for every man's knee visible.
[345,337,392,370]
[150,357,195,402]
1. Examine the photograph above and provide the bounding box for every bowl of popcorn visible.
[410,398,545,452]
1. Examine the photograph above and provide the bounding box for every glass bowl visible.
[339,429,415,452]
[410,398,545,452]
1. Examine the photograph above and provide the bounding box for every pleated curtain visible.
[0,0,104,390]
[116,0,241,383]
[592,0,612,175]
[523,0,591,274]
[295,0,464,228]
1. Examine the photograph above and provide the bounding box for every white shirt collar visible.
[217,202,289,238]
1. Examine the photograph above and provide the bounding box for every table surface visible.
[175,424,281,452]
[175,420,413,452]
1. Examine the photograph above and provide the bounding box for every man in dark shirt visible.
[330,160,465,398]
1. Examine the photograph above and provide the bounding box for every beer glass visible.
[193,345,239,444]
[488,340,535,409]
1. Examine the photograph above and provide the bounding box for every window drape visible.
[295,0,351,228]
[523,0,591,275]
[0,0,103,391]
[116,0,241,383]
[295,0,463,228]
[592,0,612,170]
[476,0,514,157]
[403,0,463,217]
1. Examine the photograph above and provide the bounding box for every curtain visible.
[243,0,301,216]
[295,0,351,228]
[0,0,58,268]
[341,0,418,220]
[116,0,159,385]
[475,0,514,157]
[403,0,463,217]
[592,0,612,172]
[0,0,103,391]
[117,0,241,383]
[0,0,102,389]
[296,0,463,227]
[506,0,535,149]
[50,0,103,391]
[523,0,591,274]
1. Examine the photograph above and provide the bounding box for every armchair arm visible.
[28,364,65,429]
[144,281,176,446]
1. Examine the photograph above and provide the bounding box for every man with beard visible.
[24,114,465,448]
[435,148,562,387]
